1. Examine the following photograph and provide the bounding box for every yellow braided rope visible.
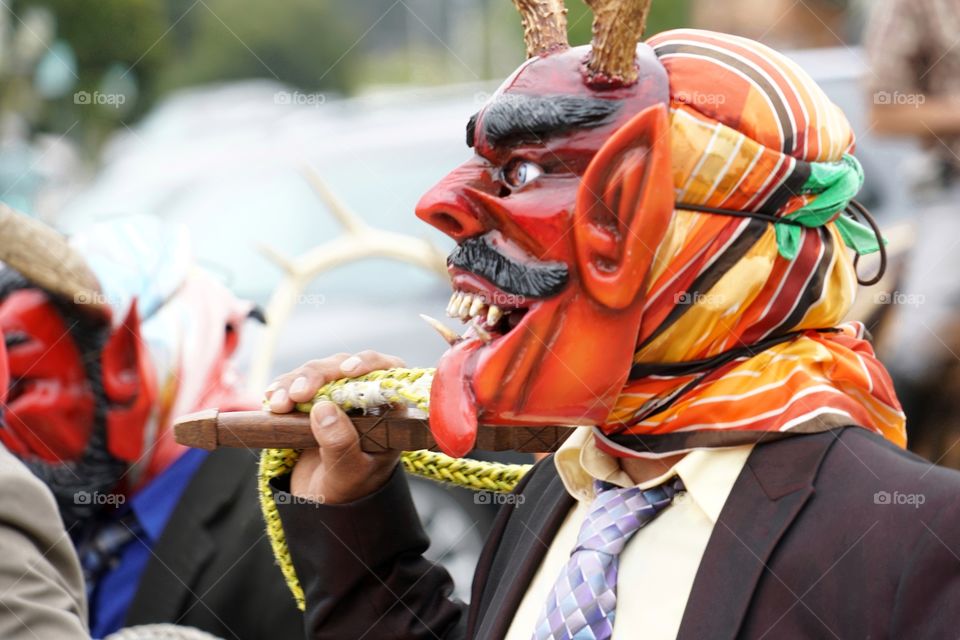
[400,450,529,492]
[257,367,532,610]
[258,448,303,606]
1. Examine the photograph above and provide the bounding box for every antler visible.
[0,204,110,319]
[246,168,449,392]
[584,0,653,86]
[512,0,569,58]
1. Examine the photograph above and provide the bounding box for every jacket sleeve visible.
[889,498,960,637]
[272,465,467,640]
[0,447,89,639]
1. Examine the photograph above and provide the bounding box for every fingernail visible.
[314,401,339,427]
[270,389,288,410]
[340,356,362,373]
[289,376,308,395]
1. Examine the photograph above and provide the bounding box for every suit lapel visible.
[475,464,575,640]
[125,448,251,625]
[677,430,841,640]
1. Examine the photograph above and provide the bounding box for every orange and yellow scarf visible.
[598,30,905,457]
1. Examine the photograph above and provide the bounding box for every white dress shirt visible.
[505,428,753,640]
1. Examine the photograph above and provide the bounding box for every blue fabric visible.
[89,448,209,639]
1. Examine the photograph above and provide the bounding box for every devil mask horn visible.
[584,0,654,87]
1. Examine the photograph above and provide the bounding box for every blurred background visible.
[3,0,958,597]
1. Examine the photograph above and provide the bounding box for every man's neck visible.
[620,452,688,485]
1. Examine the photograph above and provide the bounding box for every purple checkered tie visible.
[532,476,685,640]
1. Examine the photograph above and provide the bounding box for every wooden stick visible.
[173,408,575,453]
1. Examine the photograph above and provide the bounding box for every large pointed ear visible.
[573,102,674,309]
[101,300,157,462]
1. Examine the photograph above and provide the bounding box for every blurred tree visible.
[3,0,359,160]
[26,0,169,76]
[158,0,357,96]
[566,0,691,45]
[8,0,169,153]
[1,0,691,167]
[356,0,692,88]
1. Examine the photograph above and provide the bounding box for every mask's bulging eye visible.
[503,159,543,188]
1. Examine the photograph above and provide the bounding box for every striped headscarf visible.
[596,29,906,457]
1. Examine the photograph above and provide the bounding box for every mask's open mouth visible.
[445,281,531,342]
[426,271,542,457]
[442,231,568,344]
[443,232,567,341]
[427,236,570,457]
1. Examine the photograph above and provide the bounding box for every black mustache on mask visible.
[447,235,569,299]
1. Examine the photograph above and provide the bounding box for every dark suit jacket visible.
[127,448,303,639]
[275,427,960,639]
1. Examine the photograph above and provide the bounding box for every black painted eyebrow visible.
[466,95,621,148]
[466,112,479,147]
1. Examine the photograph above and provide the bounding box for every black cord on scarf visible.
[677,203,806,227]
[677,199,887,286]
[627,328,839,379]
[846,199,887,286]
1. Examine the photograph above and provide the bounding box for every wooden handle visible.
[173,408,574,453]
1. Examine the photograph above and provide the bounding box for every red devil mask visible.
[0,284,158,465]
[0,288,97,461]
[0,274,157,523]
[0,208,158,525]
[0,208,260,524]
[417,1,676,457]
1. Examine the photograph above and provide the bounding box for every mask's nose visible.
[415,161,493,242]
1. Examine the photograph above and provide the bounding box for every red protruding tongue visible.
[429,338,481,457]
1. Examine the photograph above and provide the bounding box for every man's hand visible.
[265,351,405,504]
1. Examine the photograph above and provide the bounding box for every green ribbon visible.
[774,154,882,260]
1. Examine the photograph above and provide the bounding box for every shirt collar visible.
[130,448,209,541]
[554,427,753,523]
